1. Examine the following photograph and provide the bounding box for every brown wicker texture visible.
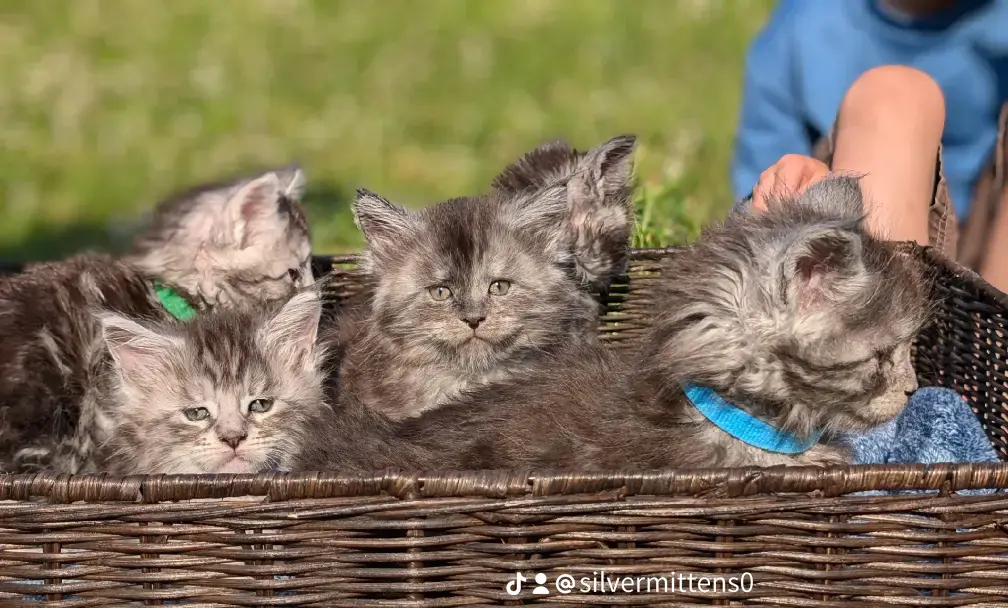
[1,245,1008,607]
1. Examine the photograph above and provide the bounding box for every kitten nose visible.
[218,432,247,450]
[463,315,486,329]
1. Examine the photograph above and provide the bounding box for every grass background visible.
[0,0,773,260]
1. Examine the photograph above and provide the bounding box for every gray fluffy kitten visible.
[491,135,637,292]
[0,167,314,473]
[125,165,314,307]
[294,176,931,471]
[85,289,325,474]
[340,180,597,420]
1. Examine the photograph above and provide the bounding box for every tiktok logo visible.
[505,572,527,595]
[505,572,549,596]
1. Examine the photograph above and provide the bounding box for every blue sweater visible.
[732,0,1008,219]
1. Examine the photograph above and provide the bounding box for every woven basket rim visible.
[2,463,1007,503]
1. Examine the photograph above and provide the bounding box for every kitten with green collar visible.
[0,167,313,474]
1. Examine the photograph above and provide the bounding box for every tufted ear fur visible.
[100,314,184,392]
[784,227,865,312]
[219,171,286,249]
[275,165,307,202]
[258,289,323,373]
[792,174,866,223]
[502,183,571,259]
[352,188,419,265]
[577,134,637,203]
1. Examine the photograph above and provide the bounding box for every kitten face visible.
[353,185,584,373]
[96,290,324,474]
[491,135,637,290]
[649,176,931,436]
[127,165,314,308]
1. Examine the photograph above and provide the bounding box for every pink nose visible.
[219,433,246,450]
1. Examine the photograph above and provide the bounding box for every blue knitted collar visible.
[683,384,824,455]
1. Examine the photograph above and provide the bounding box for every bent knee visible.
[840,65,946,131]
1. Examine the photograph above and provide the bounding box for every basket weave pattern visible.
[0,245,1007,606]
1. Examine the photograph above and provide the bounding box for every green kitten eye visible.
[428,286,453,301]
[249,398,274,413]
[488,280,511,296]
[183,407,210,422]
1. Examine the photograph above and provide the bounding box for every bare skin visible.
[751,65,945,247]
[979,196,1008,293]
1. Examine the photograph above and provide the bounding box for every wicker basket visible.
[2,244,1008,607]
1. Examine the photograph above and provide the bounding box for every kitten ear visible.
[505,183,570,257]
[578,134,637,200]
[352,188,416,260]
[100,314,181,389]
[566,135,637,285]
[490,140,578,192]
[275,164,307,202]
[785,227,865,311]
[794,175,866,222]
[222,171,284,248]
[259,289,323,372]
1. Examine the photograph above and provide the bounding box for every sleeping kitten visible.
[0,167,314,473]
[125,165,315,307]
[83,289,325,474]
[340,180,595,420]
[491,135,637,293]
[294,176,932,471]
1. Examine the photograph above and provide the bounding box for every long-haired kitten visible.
[294,176,932,471]
[491,135,637,293]
[125,165,314,307]
[83,290,325,474]
[339,180,595,420]
[0,167,314,473]
[333,136,637,334]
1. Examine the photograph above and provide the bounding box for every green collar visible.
[152,281,197,321]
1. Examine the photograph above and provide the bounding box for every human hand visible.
[751,154,830,212]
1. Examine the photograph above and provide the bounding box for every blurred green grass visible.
[0,0,772,260]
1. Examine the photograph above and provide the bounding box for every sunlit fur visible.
[0,167,317,474]
[645,176,932,442]
[491,134,637,292]
[339,182,596,419]
[293,176,933,471]
[85,290,325,474]
[125,165,314,308]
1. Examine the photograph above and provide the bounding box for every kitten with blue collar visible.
[294,175,932,471]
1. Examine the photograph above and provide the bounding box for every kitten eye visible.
[488,280,511,296]
[249,398,274,413]
[288,268,301,282]
[428,286,453,301]
[183,407,210,422]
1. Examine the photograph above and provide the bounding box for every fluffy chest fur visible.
[339,322,566,419]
